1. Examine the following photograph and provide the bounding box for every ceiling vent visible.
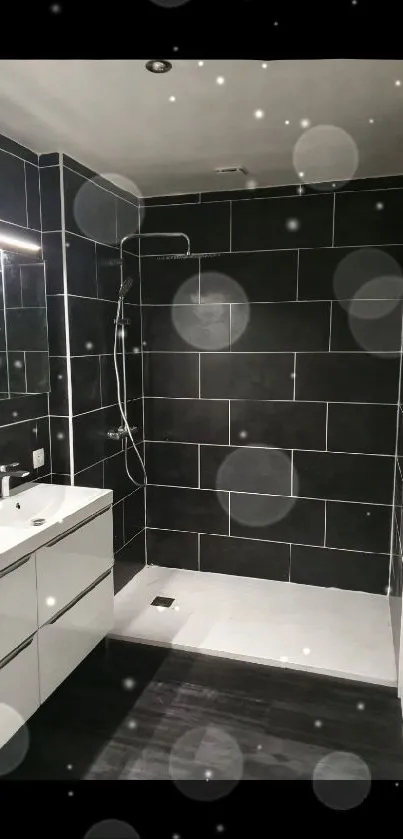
[215,166,249,175]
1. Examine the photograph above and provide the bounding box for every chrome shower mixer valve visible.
[107,426,138,441]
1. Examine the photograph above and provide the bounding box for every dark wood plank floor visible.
[2,639,403,781]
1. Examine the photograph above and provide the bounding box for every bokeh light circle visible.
[216,449,298,527]
[74,173,143,246]
[312,751,371,810]
[293,125,359,190]
[169,725,243,800]
[333,248,403,311]
[0,704,30,776]
[84,820,140,839]
[172,272,249,349]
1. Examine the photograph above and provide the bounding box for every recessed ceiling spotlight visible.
[261,62,268,69]
[369,118,374,123]
[254,109,265,119]
[395,80,401,86]
[273,20,279,25]
[169,95,176,102]
[198,60,204,66]
[285,119,290,125]
[216,76,225,85]
[300,118,311,129]
[145,59,172,74]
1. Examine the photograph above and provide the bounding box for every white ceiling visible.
[0,59,403,197]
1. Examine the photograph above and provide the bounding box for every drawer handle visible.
[48,569,112,625]
[0,553,31,580]
[0,634,35,671]
[44,506,112,548]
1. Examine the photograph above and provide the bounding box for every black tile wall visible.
[200,534,290,581]
[143,179,403,593]
[0,136,51,486]
[146,529,199,571]
[290,544,389,594]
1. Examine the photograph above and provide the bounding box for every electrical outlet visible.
[33,448,45,469]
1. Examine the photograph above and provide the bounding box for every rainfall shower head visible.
[119,276,134,299]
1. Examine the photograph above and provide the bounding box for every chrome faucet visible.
[0,463,30,499]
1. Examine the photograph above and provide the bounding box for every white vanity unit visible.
[0,483,114,750]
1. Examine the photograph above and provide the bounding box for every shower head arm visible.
[119,231,191,256]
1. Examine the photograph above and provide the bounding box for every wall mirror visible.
[0,246,50,399]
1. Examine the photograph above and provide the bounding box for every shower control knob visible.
[107,426,138,441]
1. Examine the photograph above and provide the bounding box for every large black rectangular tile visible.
[146,441,198,487]
[330,299,402,353]
[42,232,64,295]
[334,189,403,246]
[232,194,334,251]
[290,544,389,594]
[146,529,198,570]
[298,245,403,301]
[202,185,300,202]
[3,261,21,307]
[6,308,48,351]
[0,352,8,393]
[139,201,230,255]
[232,302,330,352]
[39,152,59,167]
[144,193,199,206]
[200,352,294,399]
[46,296,66,356]
[66,233,97,297]
[112,499,124,553]
[126,400,144,444]
[200,250,298,302]
[124,488,145,542]
[231,495,325,546]
[8,351,25,392]
[326,500,392,554]
[39,166,61,231]
[117,198,141,243]
[230,400,326,450]
[25,352,50,393]
[104,450,143,502]
[1,135,37,165]
[121,253,140,304]
[71,355,101,415]
[0,148,27,226]
[95,243,121,300]
[200,534,290,581]
[100,352,142,406]
[145,397,229,444]
[25,163,41,230]
[74,460,104,489]
[63,165,117,244]
[140,256,199,304]
[0,393,48,426]
[200,444,292,494]
[144,352,199,398]
[50,416,70,474]
[295,353,399,403]
[72,406,121,473]
[21,263,46,307]
[0,416,50,480]
[146,485,229,534]
[327,403,397,455]
[293,450,395,504]
[142,304,230,352]
[68,296,115,355]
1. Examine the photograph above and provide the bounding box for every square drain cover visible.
[151,596,174,608]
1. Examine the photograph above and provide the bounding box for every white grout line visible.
[198,353,201,398]
[228,400,231,445]
[388,307,403,594]
[197,532,201,570]
[332,192,336,246]
[59,156,75,485]
[23,162,29,228]
[293,353,296,399]
[138,228,148,565]
[325,403,329,450]
[146,480,393,506]
[23,351,28,393]
[328,300,333,350]
[296,249,300,299]
[142,437,395,459]
[290,450,294,494]
[324,500,327,546]
[228,493,231,535]
[145,525,390,556]
[198,443,201,489]
[229,200,232,252]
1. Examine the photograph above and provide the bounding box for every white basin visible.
[0,483,113,571]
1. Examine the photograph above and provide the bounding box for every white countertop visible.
[0,483,113,571]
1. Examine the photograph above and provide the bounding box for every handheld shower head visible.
[119,276,134,299]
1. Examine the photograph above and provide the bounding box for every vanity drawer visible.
[0,635,40,751]
[0,555,37,662]
[38,571,114,702]
[36,508,113,627]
